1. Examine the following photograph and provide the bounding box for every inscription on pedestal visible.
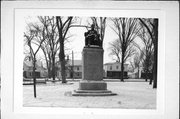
[82,47,103,81]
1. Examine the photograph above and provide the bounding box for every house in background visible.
[57,60,82,79]
[23,57,48,78]
[67,60,82,79]
[103,62,129,79]
[57,60,131,79]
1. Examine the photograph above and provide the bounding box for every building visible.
[67,60,82,79]
[57,60,130,79]
[103,62,129,79]
[57,60,82,79]
[23,57,48,78]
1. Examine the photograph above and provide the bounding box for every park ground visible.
[23,79,156,109]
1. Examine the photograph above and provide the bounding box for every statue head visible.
[91,24,95,30]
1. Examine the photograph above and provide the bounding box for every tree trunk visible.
[138,66,140,79]
[42,48,49,79]
[33,59,37,98]
[153,19,158,89]
[145,70,148,82]
[59,41,66,83]
[149,76,153,85]
[147,70,153,84]
[47,54,52,78]
[48,66,51,78]
[46,61,50,79]
[121,52,124,82]
[52,56,56,81]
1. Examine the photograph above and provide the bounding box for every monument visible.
[72,24,116,96]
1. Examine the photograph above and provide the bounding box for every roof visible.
[23,60,45,71]
[67,61,128,66]
[104,62,128,65]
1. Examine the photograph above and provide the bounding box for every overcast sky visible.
[23,16,144,65]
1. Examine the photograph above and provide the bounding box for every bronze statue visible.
[84,24,102,47]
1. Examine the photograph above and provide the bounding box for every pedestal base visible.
[72,80,117,96]
[72,90,117,96]
[78,80,107,90]
[72,47,116,96]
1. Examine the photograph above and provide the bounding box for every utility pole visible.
[72,51,74,80]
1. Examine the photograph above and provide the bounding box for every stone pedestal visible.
[72,46,116,96]
[82,47,104,81]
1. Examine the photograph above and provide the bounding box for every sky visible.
[65,17,120,64]
[23,16,144,66]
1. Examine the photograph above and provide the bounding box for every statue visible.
[84,24,102,47]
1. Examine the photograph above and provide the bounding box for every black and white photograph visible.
[23,16,158,109]
[1,1,179,119]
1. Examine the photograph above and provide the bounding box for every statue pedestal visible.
[82,47,104,81]
[72,47,116,96]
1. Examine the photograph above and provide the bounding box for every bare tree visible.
[132,51,144,78]
[138,27,154,83]
[139,18,158,88]
[111,18,141,81]
[29,17,51,79]
[56,16,73,83]
[141,47,153,82]
[109,39,136,64]
[109,39,121,62]
[38,16,60,81]
[133,26,154,83]
[24,24,46,98]
[39,39,52,78]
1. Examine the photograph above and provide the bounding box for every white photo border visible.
[1,1,179,119]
